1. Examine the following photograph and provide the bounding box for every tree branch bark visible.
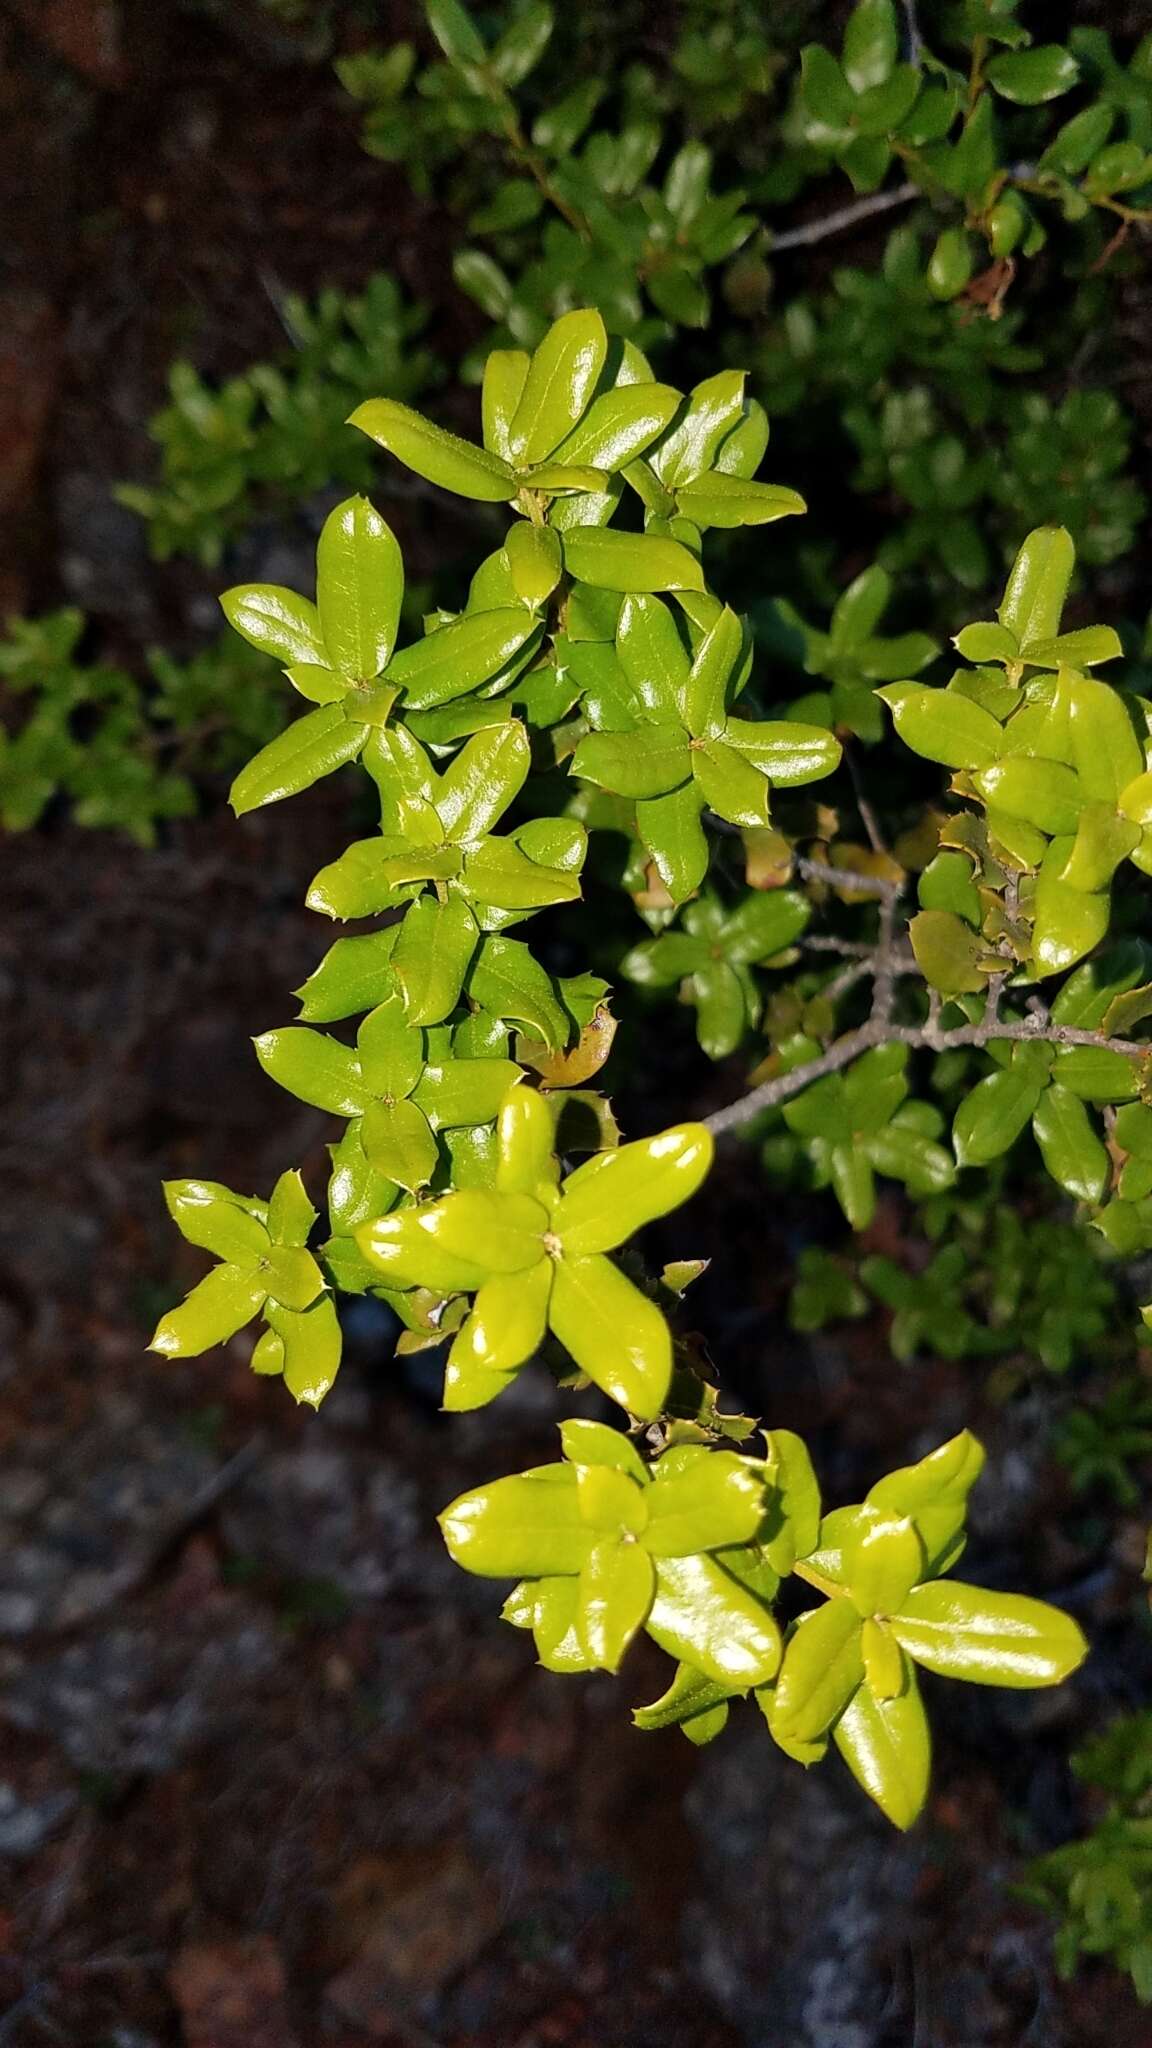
[706,1016,1149,1137]
[769,182,920,253]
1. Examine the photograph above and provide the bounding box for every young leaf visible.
[571,726,692,799]
[643,1452,765,1557]
[482,349,531,460]
[637,781,710,901]
[439,1471,594,1579]
[162,1181,270,1264]
[349,399,517,501]
[393,894,478,1025]
[998,527,1075,648]
[833,1664,930,1831]
[221,585,327,667]
[575,1538,655,1670]
[253,1027,369,1116]
[773,1598,865,1744]
[316,496,403,681]
[467,935,569,1049]
[562,527,706,594]
[556,385,683,472]
[387,610,540,710]
[447,1260,552,1390]
[265,1293,342,1408]
[229,704,368,815]
[891,1583,1088,1687]
[508,309,608,467]
[294,928,400,1023]
[557,1123,713,1256]
[149,1264,268,1357]
[504,521,563,606]
[645,1552,782,1687]
[879,685,1002,770]
[674,477,805,529]
[548,1252,672,1417]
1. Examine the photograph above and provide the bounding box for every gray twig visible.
[794,854,904,900]
[770,182,920,253]
[902,0,924,66]
[706,1017,1148,1137]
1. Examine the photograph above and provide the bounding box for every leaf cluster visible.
[1025,1709,1152,2004]
[0,609,283,843]
[149,314,1099,1838]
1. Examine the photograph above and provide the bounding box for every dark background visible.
[2,2,1151,2043]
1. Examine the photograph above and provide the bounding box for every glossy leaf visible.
[725,719,842,785]
[987,45,1079,104]
[490,1091,555,1207]
[867,1432,985,1573]
[316,496,403,680]
[267,1168,317,1248]
[360,1096,438,1190]
[266,1293,342,1408]
[646,1552,782,1687]
[998,527,1074,649]
[220,585,326,667]
[576,1538,655,1670]
[467,935,569,1049]
[548,1251,672,1418]
[349,399,516,501]
[644,1451,765,1557]
[764,1430,822,1574]
[393,893,478,1025]
[1033,865,1109,976]
[387,609,539,710]
[636,781,709,902]
[891,1582,1088,1688]
[773,1598,865,1744]
[675,477,805,529]
[975,757,1084,836]
[558,1123,713,1256]
[439,1471,594,1579]
[953,1064,1045,1168]
[833,1664,930,1830]
[1066,673,1144,805]
[554,383,683,471]
[230,703,367,815]
[1032,1083,1109,1203]
[482,348,530,460]
[845,1516,924,1618]
[505,521,563,606]
[295,928,399,1023]
[446,1259,552,1395]
[880,685,1002,770]
[508,309,608,467]
[162,1180,270,1264]
[253,1027,368,1116]
[562,527,705,594]
[150,1263,268,1357]
[571,725,691,798]
[633,1661,736,1732]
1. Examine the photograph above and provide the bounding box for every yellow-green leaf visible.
[349,398,517,501]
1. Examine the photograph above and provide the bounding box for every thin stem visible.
[770,181,920,253]
[870,889,899,1025]
[795,854,904,900]
[705,1016,1149,1137]
[901,0,924,66]
[843,741,889,858]
[497,100,591,240]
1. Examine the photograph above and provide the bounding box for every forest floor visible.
[2,4,1152,2045]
